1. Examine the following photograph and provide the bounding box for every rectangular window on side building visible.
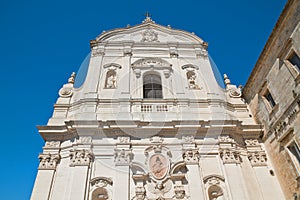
[264,90,276,108]
[288,52,300,71]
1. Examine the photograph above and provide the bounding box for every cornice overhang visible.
[37,122,78,141]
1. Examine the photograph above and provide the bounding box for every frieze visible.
[38,153,60,170]
[69,149,93,167]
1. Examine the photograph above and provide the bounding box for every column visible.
[68,149,93,200]
[183,148,205,200]
[114,139,133,200]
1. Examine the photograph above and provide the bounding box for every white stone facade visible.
[31,17,284,200]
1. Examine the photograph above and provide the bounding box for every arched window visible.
[143,74,162,99]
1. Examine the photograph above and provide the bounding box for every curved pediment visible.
[92,18,205,45]
[131,57,172,69]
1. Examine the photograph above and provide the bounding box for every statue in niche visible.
[105,70,117,89]
[186,71,200,89]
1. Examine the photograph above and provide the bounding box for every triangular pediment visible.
[93,19,204,44]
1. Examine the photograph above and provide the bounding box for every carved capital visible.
[219,149,241,164]
[183,149,199,165]
[69,149,93,167]
[114,149,133,166]
[248,151,267,167]
[38,153,60,170]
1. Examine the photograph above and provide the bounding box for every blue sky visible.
[0,0,286,199]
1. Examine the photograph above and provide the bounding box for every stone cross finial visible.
[142,12,155,23]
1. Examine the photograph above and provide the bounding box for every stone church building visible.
[31,0,300,200]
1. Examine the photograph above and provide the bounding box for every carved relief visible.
[132,58,171,69]
[173,185,187,200]
[203,175,226,200]
[146,179,172,199]
[114,149,133,166]
[38,153,60,170]
[182,135,195,143]
[117,136,130,144]
[219,149,241,164]
[132,186,146,200]
[45,141,60,148]
[228,87,242,98]
[183,149,199,164]
[186,71,200,89]
[149,154,169,180]
[218,136,235,143]
[141,29,159,42]
[90,177,113,200]
[150,136,164,144]
[247,151,267,167]
[244,139,259,146]
[92,46,105,57]
[69,149,93,167]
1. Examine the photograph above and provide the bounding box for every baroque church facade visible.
[31,1,299,199]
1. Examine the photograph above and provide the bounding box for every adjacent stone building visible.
[243,0,300,199]
[30,4,296,200]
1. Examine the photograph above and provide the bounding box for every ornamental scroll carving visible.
[203,175,226,200]
[114,149,133,166]
[182,149,199,165]
[38,153,60,170]
[69,149,93,167]
[90,177,113,200]
[58,72,76,98]
[219,149,241,164]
